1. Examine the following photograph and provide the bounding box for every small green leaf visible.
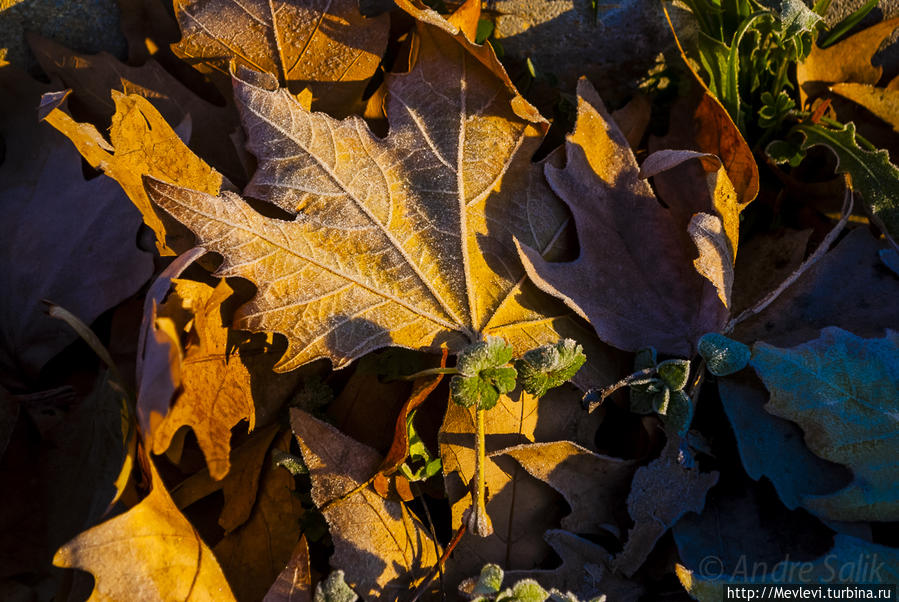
[766,138,805,167]
[634,346,657,371]
[515,339,587,397]
[450,375,482,408]
[314,571,358,602]
[652,385,671,415]
[657,359,690,391]
[456,336,514,377]
[472,563,504,596]
[498,579,548,602]
[630,380,667,413]
[452,336,517,409]
[662,389,694,436]
[475,19,494,44]
[697,332,751,376]
[758,90,795,128]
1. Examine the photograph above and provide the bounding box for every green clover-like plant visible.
[450,335,518,411]
[515,339,587,398]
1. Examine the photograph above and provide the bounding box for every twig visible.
[413,483,446,601]
[724,186,854,333]
[583,367,657,412]
[409,524,468,602]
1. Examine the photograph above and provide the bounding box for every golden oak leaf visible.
[498,441,637,535]
[517,79,739,357]
[28,34,245,182]
[290,408,438,597]
[797,17,899,106]
[214,430,305,602]
[145,12,616,385]
[831,82,899,133]
[439,386,605,578]
[171,0,389,112]
[53,458,236,602]
[150,279,254,481]
[41,91,222,255]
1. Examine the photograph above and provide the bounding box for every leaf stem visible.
[725,185,854,332]
[400,367,459,380]
[464,408,494,537]
[583,367,657,413]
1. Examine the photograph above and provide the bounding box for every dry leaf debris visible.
[3,1,899,601]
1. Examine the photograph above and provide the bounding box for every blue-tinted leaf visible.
[698,333,750,376]
[751,327,899,521]
[718,374,851,512]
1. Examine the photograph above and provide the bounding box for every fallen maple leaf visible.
[53,458,236,601]
[171,0,389,113]
[517,78,738,357]
[0,68,152,386]
[290,408,438,598]
[144,10,614,384]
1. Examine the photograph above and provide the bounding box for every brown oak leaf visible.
[517,79,738,357]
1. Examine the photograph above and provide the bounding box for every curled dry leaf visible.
[53,458,235,601]
[496,441,636,535]
[0,68,153,385]
[172,0,389,112]
[145,11,615,385]
[41,90,223,255]
[612,439,719,577]
[517,79,736,357]
[797,17,899,105]
[290,408,438,598]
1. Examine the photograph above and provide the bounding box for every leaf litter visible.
[2,0,899,600]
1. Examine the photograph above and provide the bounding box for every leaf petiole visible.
[464,407,494,537]
[399,367,459,380]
